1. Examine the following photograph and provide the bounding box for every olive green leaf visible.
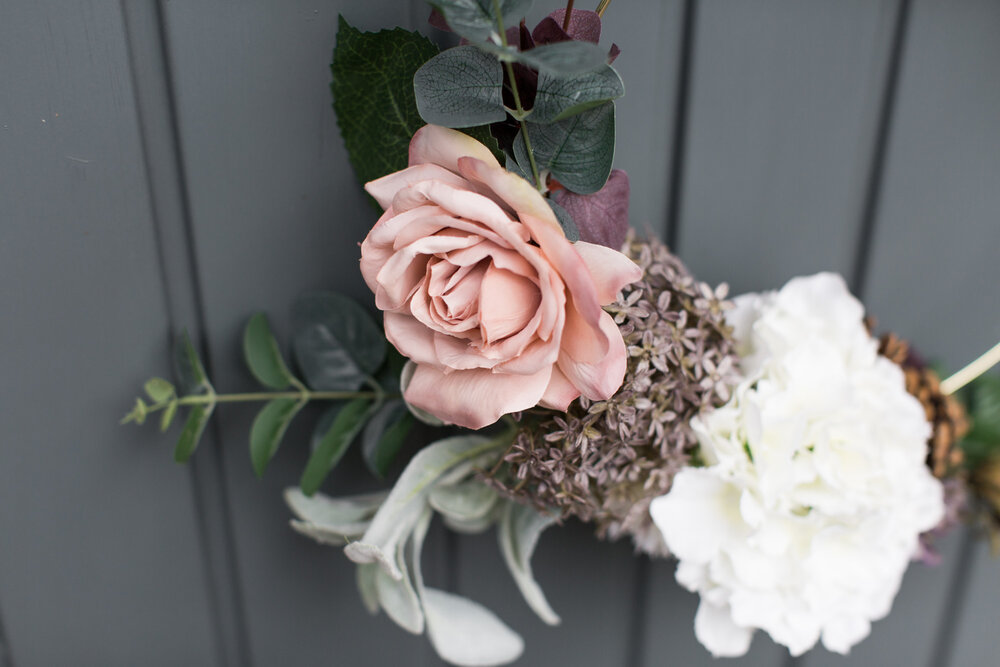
[300,398,374,495]
[243,312,295,390]
[250,398,305,478]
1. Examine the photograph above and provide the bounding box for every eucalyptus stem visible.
[595,0,612,18]
[493,0,543,190]
[942,340,1000,395]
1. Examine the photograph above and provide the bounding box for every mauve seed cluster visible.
[490,235,739,556]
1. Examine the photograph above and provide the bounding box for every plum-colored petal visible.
[409,125,500,173]
[365,164,468,210]
[537,365,580,411]
[557,309,627,400]
[404,364,552,430]
[479,266,541,343]
[553,169,630,250]
[572,241,642,304]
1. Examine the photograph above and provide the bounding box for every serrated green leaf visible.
[362,400,414,478]
[430,0,532,43]
[514,40,608,77]
[144,377,175,403]
[160,400,179,432]
[300,398,373,495]
[292,291,386,391]
[515,102,614,194]
[414,45,505,128]
[173,330,211,395]
[532,66,624,123]
[250,398,305,478]
[174,403,213,462]
[243,313,294,390]
[332,17,439,190]
[461,125,506,164]
[546,198,579,242]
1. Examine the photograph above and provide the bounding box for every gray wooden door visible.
[2,1,999,665]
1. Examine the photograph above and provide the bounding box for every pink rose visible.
[361,125,642,429]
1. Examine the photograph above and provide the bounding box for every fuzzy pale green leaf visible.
[498,501,560,625]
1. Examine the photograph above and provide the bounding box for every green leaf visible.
[532,66,624,123]
[250,398,305,478]
[285,488,387,547]
[422,588,524,665]
[292,291,386,391]
[546,198,580,242]
[362,400,414,478]
[514,40,609,78]
[961,374,1000,469]
[344,434,503,579]
[122,397,148,425]
[414,45,505,128]
[174,403,213,463]
[242,313,295,390]
[515,102,615,194]
[144,377,175,403]
[429,479,498,522]
[300,398,373,495]
[461,125,506,164]
[429,0,532,43]
[498,501,560,625]
[160,399,179,432]
[332,17,439,189]
[173,330,212,395]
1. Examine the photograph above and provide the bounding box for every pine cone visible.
[878,333,969,478]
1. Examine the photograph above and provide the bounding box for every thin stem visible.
[176,390,393,405]
[494,0,543,189]
[595,0,612,18]
[563,0,575,31]
[942,340,1000,395]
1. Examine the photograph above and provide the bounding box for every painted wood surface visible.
[2,1,998,665]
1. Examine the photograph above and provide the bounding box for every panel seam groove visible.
[851,0,912,297]
[151,2,254,664]
[664,0,697,251]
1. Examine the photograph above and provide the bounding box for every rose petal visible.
[556,308,626,399]
[365,163,469,210]
[383,312,442,367]
[537,365,580,411]
[457,157,605,328]
[404,364,552,430]
[375,232,482,311]
[479,266,542,343]
[572,241,642,304]
[409,125,501,173]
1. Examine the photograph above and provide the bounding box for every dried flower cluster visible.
[490,235,739,555]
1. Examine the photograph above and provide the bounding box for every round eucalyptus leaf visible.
[415,46,506,128]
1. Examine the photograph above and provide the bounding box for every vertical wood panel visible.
[0,2,219,664]
[675,0,897,295]
[857,1,1000,665]
[160,2,434,664]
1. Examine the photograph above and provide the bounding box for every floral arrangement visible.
[123,1,1000,664]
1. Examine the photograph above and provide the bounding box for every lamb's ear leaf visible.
[498,501,561,625]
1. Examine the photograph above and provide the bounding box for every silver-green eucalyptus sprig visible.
[122,291,416,496]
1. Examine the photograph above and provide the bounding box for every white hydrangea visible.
[650,272,944,657]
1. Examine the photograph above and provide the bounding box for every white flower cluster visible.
[650,273,944,657]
